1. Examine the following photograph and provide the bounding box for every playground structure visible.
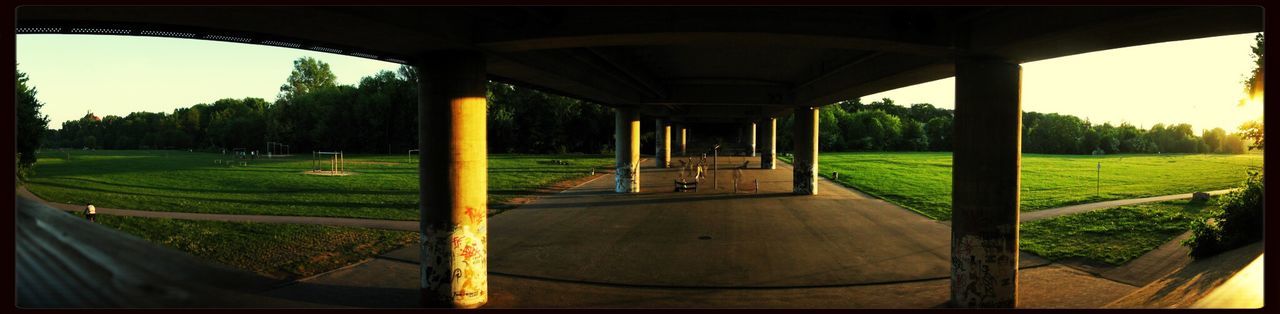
[310,151,348,176]
[266,141,291,158]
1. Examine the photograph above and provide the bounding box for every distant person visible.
[84,204,97,222]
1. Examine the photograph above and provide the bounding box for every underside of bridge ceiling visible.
[17,6,1263,122]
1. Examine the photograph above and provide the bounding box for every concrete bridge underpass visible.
[15,6,1262,308]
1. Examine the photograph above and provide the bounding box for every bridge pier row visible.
[415,51,489,309]
[749,122,757,157]
[655,119,671,168]
[760,118,776,169]
[950,57,1022,308]
[792,107,818,195]
[615,108,641,193]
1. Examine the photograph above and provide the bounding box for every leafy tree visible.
[898,118,929,151]
[1095,123,1121,154]
[833,98,863,113]
[1202,128,1227,153]
[924,116,953,151]
[1244,33,1264,101]
[1240,120,1264,151]
[1025,113,1085,154]
[279,57,338,100]
[16,67,49,167]
[819,106,845,151]
[1221,132,1248,154]
[844,110,902,150]
[1239,33,1264,150]
[1081,124,1101,154]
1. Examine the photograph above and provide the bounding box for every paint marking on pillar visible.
[950,232,1018,307]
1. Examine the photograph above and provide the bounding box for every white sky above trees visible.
[17,32,1263,133]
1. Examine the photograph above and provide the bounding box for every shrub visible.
[1184,170,1264,258]
[15,154,35,184]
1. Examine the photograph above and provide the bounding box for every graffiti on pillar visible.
[422,222,489,307]
[464,206,484,225]
[793,159,815,194]
[421,226,453,304]
[615,162,639,192]
[450,224,488,305]
[951,231,1017,307]
[760,153,775,169]
[631,162,640,191]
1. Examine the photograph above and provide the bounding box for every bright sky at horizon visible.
[17,32,1264,133]
[863,33,1264,133]
[17,35,402,129]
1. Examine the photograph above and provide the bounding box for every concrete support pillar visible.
[679,126,687,156]
[655,119,671,168]
[950,57,1022,308]
[760,118,776,169]
[416,51,488,308]
[793,107,818,195]
[750,122,758,157]
[615,108,640,193]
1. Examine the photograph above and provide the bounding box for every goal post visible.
[313,151,346,175]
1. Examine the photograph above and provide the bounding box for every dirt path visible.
[1019,189,1235,222]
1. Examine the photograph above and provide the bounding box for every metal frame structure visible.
[312,151,345,175]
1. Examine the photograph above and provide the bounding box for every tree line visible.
[40,57,620,155]
[31,57,1254,159]
[773,98,1252,155]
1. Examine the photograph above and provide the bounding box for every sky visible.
[863,33,1264,133]
[16,35,402,129]
[17,32,1264,133]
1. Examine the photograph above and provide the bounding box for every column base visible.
[760,153,775,169]
[950,231,1018,308]
[792,158,816,195]
[615,163,640,193]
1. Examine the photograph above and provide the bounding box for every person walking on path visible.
[84,203,96,222]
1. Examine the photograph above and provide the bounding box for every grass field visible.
[29,150,614,220]
[788,152,1262,220]
[1020,198,1216,265]
[71,212,416,280]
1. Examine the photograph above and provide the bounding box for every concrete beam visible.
[644,83,793,107]
[793,55,950,108]
[489,51,650,104]
[949,57,1021,308]
[478,32,956,57]
[969,7,1263,64]
[416,51,489,309]
[792,107,818,195]
[615,108,641,193]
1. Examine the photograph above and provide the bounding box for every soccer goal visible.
[266,141,291,158]
[312,151,346,175]
[408,149,420,162]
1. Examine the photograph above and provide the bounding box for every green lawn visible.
[1020,198,1216,265]
[786,152,1262,220]
[71,212,417,280]
[28,150,614,220]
